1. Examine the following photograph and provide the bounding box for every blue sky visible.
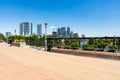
[0,0,120,37]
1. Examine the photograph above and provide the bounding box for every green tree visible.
[88,38,95,45]
[83,44,95,51]
[0,33,6,41]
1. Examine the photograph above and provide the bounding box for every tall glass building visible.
[20,22,33,36]
[57,28,61,36]
[67,27,70,38]
[5,32,11,38]
[61,27,66,37]
[37,24,42,36]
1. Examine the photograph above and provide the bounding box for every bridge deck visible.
[0,42,120,80]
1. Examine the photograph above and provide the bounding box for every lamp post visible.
[113,35,116,45]
[44,23,48,51]
[14,29,16,35]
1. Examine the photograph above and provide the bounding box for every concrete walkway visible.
[0,42,120,80]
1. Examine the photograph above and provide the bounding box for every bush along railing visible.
[82,38,119,52]
[108,45,118,52]
[56,39,80,50]
[82,44,119,52]
[71,43,79,50]
[83,44,95,51]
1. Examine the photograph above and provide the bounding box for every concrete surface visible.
[0,42,120,80]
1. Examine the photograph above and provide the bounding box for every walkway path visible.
[0,43,120,80]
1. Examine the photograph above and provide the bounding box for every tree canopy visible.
[0,33,6,41]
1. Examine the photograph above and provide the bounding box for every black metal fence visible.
[26,41,53,51]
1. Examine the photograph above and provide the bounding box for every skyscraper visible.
[57,28,61,36]
[61,27,66,37]
[37,24,42,36]
[70,31,74,38]
[67,27,70,38]
[73,33,79,38]
[19,22,33,36]
[5,32,11,38]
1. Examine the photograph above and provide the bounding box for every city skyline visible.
[54,26,78,38]
[0,0,120,37]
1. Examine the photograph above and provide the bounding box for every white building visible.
[19,22,33,36]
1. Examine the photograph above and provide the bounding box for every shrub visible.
[109,45,118,51]
[71,43,79,50]
[64,45,71,49]
[83,44,95,51]
[57,44,62,48]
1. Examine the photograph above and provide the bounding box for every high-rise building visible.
[81,34,86,38]
[52,31,58,38]
[5,32,11,38]
[61,27,66,37]
[57,28,61,36]
[67,27,70,38]
[19,22,33,36]
[70,31,74,38]
[61,27,65,35]
[73,33,79,38]
[37,24,42,36]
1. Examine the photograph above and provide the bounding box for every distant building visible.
[57,28,61,36]
[73,33,79,38]
[63,31,67,38]
[61,27,66,37]
[81,34,86,38]
[19,22,33,36]
[52,31,58,38]
[67,27,70,38]
[37,24,42,36]
[5,32,11,38]
[70,31,74,38]
[55,26,79,38]
[61,27,65,35]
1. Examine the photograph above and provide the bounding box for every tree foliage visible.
[83,38,118,51]
[55,39,80,50]
[0,33,6,41]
